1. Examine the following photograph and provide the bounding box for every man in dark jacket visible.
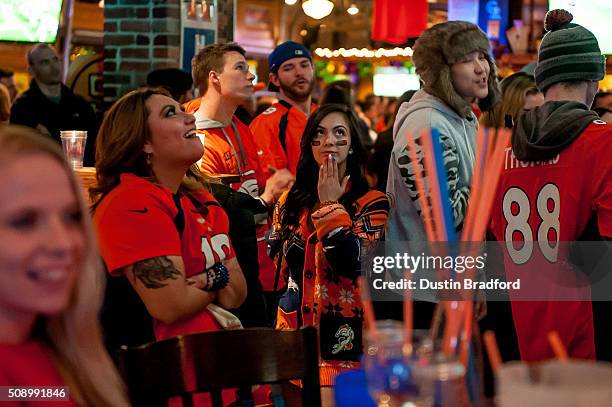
[10,44,97,166]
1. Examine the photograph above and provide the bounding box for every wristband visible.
[320,200,339,207]
[203,263,230,291]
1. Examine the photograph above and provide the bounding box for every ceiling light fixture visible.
[302,0,334,20]
[285,0,298,5]
[347,3,359,15]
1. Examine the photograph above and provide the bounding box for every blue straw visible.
[430,128,457,243]
[430,128,481,406]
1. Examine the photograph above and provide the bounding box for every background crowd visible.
[1,8,611,407]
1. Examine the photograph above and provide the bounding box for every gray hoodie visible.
[386,89,478,242]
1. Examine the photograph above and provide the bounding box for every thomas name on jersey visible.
[504,147,560,170]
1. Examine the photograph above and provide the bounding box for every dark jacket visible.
[10,80,98,166]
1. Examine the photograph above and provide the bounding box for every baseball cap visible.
[268,41,312,91]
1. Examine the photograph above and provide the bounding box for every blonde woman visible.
[0,125,129,406]
[481,71,544,129]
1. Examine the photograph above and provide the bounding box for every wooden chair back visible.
[118,327,321,407]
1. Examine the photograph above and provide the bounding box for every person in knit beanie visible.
[487,9,612,363]
[534,9,605,93]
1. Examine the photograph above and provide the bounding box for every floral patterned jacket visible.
[270,190,389,386]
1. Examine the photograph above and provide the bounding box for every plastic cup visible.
[497,360,612,407]
[363,321,467,407]
[363,321,432,406]
[60,130,87,169]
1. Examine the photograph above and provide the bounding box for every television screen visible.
[548,0,612,55]
[0,0,63,43]
[373,67,420,97]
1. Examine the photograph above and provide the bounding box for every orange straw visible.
[403,270,413,349]
[547,331,569,361]
[467,129,511,241]
[406,130,437,241]
[358,277,378,338]
[483,330,503,373]
[459,302,473,366]
[461,127,487,241]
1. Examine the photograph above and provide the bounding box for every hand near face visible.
[318,154,349,203]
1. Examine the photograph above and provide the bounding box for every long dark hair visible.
[280,103,370,233]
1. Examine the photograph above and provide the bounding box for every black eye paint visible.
[310,140,348,147]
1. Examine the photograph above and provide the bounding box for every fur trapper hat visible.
[413,21,500,118]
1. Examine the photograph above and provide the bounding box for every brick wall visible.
[103,0,235,104]
[103,0,181,103]
[104,0,234,104]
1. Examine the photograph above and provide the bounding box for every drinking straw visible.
[406,130,437,241]
[467,129,511,242]
[547,331,569,361]
[419,129,447,242]
[358,277,378,338]
[457,128,509,363]
[429,128,457,242]
[461,127,488,241]
[459,303,473,366]
[403,270,413,349]
[483,331,503,373]
[418,129,460,355]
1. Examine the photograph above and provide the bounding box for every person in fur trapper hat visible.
[387,20,499,244]
[413,21,500,118]
[385,21,500,333]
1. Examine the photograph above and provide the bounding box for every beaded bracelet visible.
[203,263,230,291]
[320,200,339,207]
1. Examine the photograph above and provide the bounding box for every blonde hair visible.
[481,72,541,128]
[0,125,130,407]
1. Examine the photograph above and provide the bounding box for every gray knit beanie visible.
[535,9,605,92]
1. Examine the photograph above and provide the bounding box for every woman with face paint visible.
[269,104,389,400]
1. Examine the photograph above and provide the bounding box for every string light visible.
[314,47,414,59]
[285,0,298,4]
[347,3,359,15]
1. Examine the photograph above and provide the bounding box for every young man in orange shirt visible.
[249,41,317,180]
[187,42,294,324]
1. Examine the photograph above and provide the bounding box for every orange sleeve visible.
[312,192,389,242]
[249,115,288,179]
[311,203,352,241]
[198,131,228,175]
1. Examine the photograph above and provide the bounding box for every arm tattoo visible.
[132,256,182,289]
